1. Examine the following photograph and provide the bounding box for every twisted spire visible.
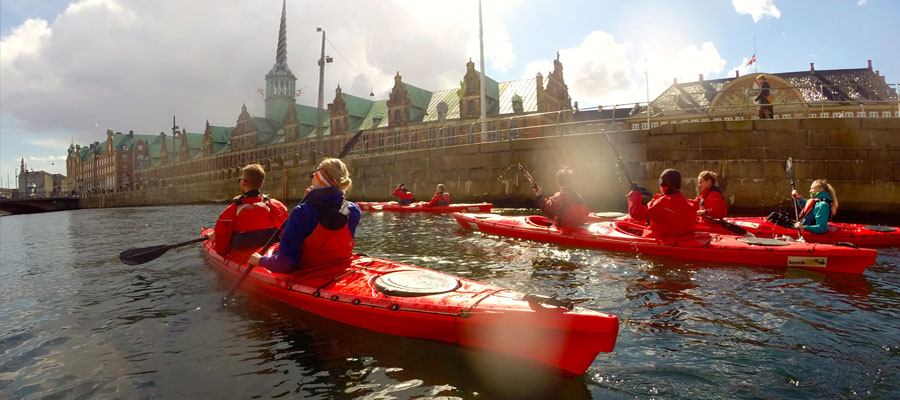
[275,0,287,66]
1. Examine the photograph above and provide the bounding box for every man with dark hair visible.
[392,182,415,205]
[210,163,288,261]
[627,168,696,237]
[533,167,590,227]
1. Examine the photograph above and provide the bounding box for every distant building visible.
[17,157,65,198]
[67,0,574,192]
[621,61,898,130]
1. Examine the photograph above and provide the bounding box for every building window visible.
[821,112,829,118]
[378,132,385,150]
[641,122,649,129]
[895,111,900,117]
[631,123,640,130]
[833,112,842,118]
[427,127,436,148]
[467,101,475,117]
[448,126,456,145]
[843,111,853,118]
[651,122,659,128]
[724,117,733,121]
[782,114,791,119]
[468,124,476,143]
[487,121,497,141]
[700,119,709,122]
[509,120,518,139]
[857,112,866,117]
[410,130,418,149]
[884,111,892,117]
[870,111,879,117]
[809,113,817,118]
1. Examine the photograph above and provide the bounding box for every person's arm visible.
[803,203,830,234]
[348,202,362,237]
[705,191,728,219]
[628,192,667,221]
[213,204,236,255]
[259,204,317,274]
[425,193,441,207]
[538,191,566,218]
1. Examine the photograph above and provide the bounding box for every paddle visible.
[700,214,750,236]
[785,158,805,241]
[119,236,209,265]
[603,132,652,197]
[223,130,364,302]
[222,226,282,302]
[517,163,538,190]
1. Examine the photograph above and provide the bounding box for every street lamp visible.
[315,27,333,156]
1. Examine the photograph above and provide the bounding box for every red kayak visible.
[357,201,492,213]
[201,229,618,376]
[588,212,900,248]
[454,213,877,274]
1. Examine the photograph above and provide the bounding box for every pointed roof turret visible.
[267,0,294,78]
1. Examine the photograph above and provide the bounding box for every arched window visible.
[467,101,475,116]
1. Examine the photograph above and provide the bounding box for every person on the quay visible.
[755,74,774,119]
[392,183,415,205]
[532,167,590,227]
[210,163,289,262]
[791,179,838,234]
[627,168,696,237]
[425,184,451,207]
[692,170,728,219]
[249,158,361,274]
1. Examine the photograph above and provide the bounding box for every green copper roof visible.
[401,82,434,122]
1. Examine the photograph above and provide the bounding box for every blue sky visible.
[1,0,897,183]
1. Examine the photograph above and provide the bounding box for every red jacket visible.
[298,222,354,269]
[692,187,728,219]
[538,188,590,227]
[628,190,696,237]
[392,187,414,201]
[426,192,450,207]
[213,193,288,258]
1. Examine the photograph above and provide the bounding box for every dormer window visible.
[512,94,524,114]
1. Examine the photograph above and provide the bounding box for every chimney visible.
[867,60,872,70]
[673,78,678,84]
[876,70,880,76]
[735,70,739,78]
[810,63,815,73]
[699,74,704,82]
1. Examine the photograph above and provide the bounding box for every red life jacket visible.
[392,187,414,201]
[232,195,285,234]
[539,189,590,227]
[426,192,450,206]
[696,186,727,219]
[629,191,696,237]
[298,200,354,268]
[213,193,287,259]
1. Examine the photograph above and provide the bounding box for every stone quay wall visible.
[81,118,900,223]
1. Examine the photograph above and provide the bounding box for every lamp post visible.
[315,27,333,156]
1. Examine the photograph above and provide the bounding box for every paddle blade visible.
[702,214,748,236]
[338,130,364,158]
[119,245,170,265]
[786,157,794,181]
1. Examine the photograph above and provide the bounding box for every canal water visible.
[1,205,898,399]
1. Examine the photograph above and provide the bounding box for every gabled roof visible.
[651,67,897,114]
[358,101,388,129]
[340,93,376,131]
[401,82,434,122]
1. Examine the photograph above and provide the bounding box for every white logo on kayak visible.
[734,221,760,229]
[787,256,827,268]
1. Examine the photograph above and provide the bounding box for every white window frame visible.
[843,111,854,118]
[870,111,879,117]
[821,112,829,118]
[833,112,842,118]
[641,122,649,129]
[631,123,640,130]
[857,111,866,117]
[650,122,659,128]
[884,111,892,117]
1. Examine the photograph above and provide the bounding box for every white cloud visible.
[731,0,781,22]
[28,155,67,162]
[523,31,727,108]
[857,0,867,5]
[727,57,755,79]
[0,0,517,147]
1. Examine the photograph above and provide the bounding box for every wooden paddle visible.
[785,157,805,241]
[119,237,209,265]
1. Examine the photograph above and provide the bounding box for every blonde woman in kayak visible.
[792,179,838,234]
[249,158,361,274]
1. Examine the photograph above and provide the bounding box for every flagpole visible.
[753,36,757,73]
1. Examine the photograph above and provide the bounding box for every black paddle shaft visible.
[119,236,209,265]
[701,214,749,236]
[603,132,634,186]
[517,163,539,190]
[785,158,805,240]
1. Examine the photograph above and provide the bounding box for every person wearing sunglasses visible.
[249,158,361,274]
[211,163,288,262]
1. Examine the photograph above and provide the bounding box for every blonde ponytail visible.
[317,158,352,192]
[813,179,838,216]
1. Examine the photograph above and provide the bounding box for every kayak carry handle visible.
[523,293,580,311]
